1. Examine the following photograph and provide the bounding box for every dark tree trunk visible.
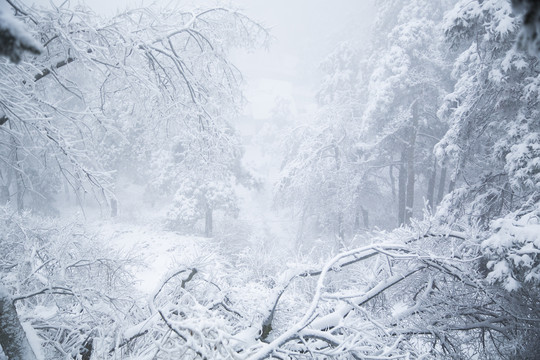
[110,198,117,218]
[8,133,24,213]
[404,101,418,225]
[361,206,369,229]
[0,286,38,360]
[436,165,447,205]
[426,157,437,210]
[12,149,23,213]
[205,207,213,238]
[78,336,93,360]
[0,167,12,205]
[398,149,407,226]
[0,185,9,204]
[448,176,456,194]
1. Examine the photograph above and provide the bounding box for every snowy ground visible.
[94,220,214,294]
[69,161,299,297]
[90,212,294,298]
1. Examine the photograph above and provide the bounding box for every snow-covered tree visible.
[3,0,540,359]
[359,0,453,226]
[167,174,239,237]
[0,1,268,216]
[0,1,267,357]
[276,0,457,242]
[275,40,391,244]
[437,0,540,226]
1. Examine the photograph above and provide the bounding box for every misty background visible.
[1,0,539,358]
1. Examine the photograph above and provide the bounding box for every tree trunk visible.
[337,212,344,240]
[436,165,447,205]
[426,157,437,210]
[398,150,407,227]
[63,178,70,201]
[448,176,456,194]
[0,168,12,205]
[404,101,418,225]
[333,144,344,239]
[205,207,213,238]
[296,206,307,247]
[10,143,24,213]
[389,163,396,205]
[110,198,117,218]
[15,173,24,214]
[78,336,93,360]
[0,185,9,205]
[0,286,38,360]
[361,206,369,229]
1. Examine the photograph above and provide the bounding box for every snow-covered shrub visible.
[235,219,527,359]
[0,207,137,359]
[129,217,530,359]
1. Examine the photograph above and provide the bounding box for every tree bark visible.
[296,206,307,247]
[436,165,447,205]
[389,163,396,204]
[9,134,24,213]
[404,101,418,225]
[0,185,9,205]
[448,154,465,196]
[448,176,456,194]
[0,285,38,360]
[426,157,437,210]
[398,150,407,227]
[110,198,117,218]
[78,336,93,360]
[0,167,12,205]
[361,206,369,229]
[205,207,213,238]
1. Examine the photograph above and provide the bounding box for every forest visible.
[0,0,539,359]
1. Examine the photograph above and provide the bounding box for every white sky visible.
[28,0,375,120]
[229,0,374,121]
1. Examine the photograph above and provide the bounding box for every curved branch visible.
[12,286,75,302]
[151,268,197,305]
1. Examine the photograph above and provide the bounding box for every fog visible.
[32,0,375,119]
[228,0,374,120]
[1,0,539,358]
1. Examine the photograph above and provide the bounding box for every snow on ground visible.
[73,168,298,297]
[93,219,212,294]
